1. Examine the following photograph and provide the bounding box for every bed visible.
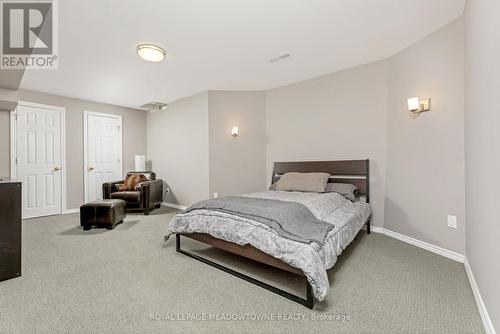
[168,160,371,309]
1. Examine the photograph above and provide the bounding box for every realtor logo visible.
[1,0,58,69]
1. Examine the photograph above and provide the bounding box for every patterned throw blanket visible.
[115,173,147,191]
[185,196,334,246]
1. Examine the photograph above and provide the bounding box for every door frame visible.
[10,101,67,215]
[83,110,123,203]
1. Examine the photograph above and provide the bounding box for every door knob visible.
[88,166,94,171]
[54,167,60,171]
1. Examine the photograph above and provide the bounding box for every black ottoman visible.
[80,199,126,231]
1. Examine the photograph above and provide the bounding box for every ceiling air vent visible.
[269,53,291,63]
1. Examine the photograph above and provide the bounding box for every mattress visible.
[169,190,371,301]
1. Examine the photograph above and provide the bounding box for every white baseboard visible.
[370,226,465,262]
[369,226,384,234]
[162,202,187,210]
[63,208,79,214]
[464,258,497,334]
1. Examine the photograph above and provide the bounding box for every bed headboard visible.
[271,159,370,203]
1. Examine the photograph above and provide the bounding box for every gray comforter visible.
[169,191,371,301]
[185,196,334,246]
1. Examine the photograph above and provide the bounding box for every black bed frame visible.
[175,159,371,309]
[176,234,315,308]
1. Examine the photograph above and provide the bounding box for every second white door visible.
[84,111,122,202]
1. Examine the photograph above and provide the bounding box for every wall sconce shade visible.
[407,97,420,112]
[407,97,431,113]
[231,126,239,137]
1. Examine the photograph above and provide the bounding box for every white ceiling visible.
[20,0,465,109]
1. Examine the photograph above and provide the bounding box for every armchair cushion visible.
[110,191,141,203]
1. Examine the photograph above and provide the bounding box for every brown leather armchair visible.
[102,171,163,215]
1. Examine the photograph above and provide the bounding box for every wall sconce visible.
[231,126,239,137]
[407,97,431,113]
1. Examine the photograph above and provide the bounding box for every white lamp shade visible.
[407,97,420,111]
[135,155,146,171]
[231,126,239,136]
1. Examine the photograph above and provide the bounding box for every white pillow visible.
[275,172,330,193]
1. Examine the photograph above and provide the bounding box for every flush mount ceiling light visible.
[136,44,166,62]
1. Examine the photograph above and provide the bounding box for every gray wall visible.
[0,88,19,110]
[0,68,24,176]
[0,69,24,90]
[16,89,147,209]
[0,111,9,177]
[266,60,389,227]
[208,91,267,197]
[465,0,500,330]
[147,92,210,206]
[385,17,466,254]
[265,17,466,251]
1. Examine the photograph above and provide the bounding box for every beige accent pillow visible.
[275,172,330,193]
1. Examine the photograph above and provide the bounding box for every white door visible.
[84,111,122,202]
[16,104,63,219]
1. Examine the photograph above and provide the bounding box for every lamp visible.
[407,97,430,113]
[231,126,239,137]
[135,155,146,171]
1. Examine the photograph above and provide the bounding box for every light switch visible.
[447,215,457,229]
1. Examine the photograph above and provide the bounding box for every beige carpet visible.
[0,207,484,333]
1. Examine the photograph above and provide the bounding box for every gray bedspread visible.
[169,191,371,301]
[185,196,334,246]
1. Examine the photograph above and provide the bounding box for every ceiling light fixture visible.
[136,44,166,62]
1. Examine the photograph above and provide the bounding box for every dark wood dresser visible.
[0,179,22,282]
